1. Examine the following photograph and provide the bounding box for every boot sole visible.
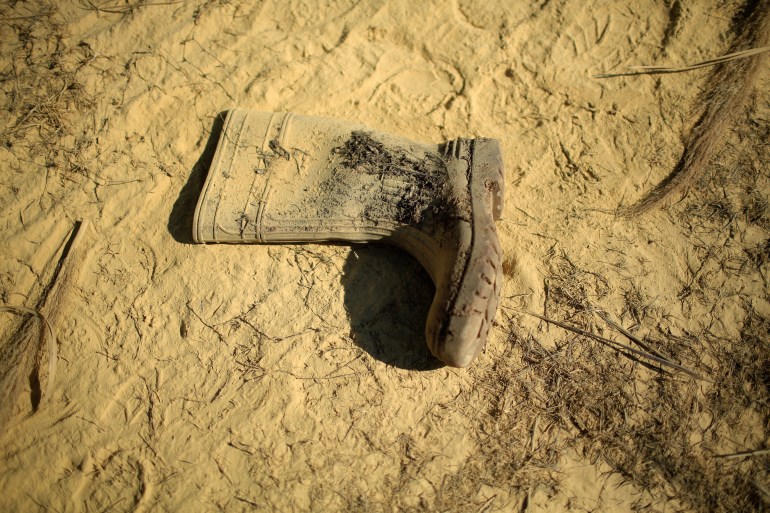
[429,138,504,367]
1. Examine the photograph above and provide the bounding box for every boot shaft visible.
[193,110,445,246]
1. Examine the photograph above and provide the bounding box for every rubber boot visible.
[193,109,504,367]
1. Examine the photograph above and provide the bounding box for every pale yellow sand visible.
[1,1,768,511]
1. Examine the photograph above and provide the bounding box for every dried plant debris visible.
[546,250,610,320]
[678,108,770,233]
[334,131,447,224]
[0,0,95,176]
[624,0,770,214]
[334,131,444,178]
[486,243,770,512]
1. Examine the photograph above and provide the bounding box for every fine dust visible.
[0,1,768,512]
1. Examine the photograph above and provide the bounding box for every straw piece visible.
[627,45,770,74]
[594,45,770,78]
[516,309,709,381]
[714,448,770,460]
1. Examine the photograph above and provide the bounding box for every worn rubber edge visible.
[432,138,504,367]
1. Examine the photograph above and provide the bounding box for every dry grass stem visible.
[518,309,707,380]
[595,45,770,77]
[621,1,770,215]
[715,449,770,460]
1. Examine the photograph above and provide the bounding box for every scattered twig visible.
[514,309,709,381]
[79,0,185,15]
[593,309,669,360]
[714,448,770,460]
[541,277,550,333]
[594,45,770,78]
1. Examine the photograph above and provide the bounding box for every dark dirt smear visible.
[334,131,439,176]
[334,131,448,224]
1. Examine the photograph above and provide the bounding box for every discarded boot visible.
[193,109,504,367]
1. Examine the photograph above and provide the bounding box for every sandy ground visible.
[0,0,768,511]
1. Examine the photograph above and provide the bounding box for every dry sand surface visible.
[1,0,769,511]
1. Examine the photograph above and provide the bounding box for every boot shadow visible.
[341,243,444,371]
[168,112,227,244]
